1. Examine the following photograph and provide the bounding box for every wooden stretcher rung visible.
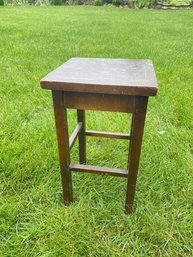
[70,163,128,178]
[69,122,82,150]
[85,130,130,140]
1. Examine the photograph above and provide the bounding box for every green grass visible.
[0,6,193,256]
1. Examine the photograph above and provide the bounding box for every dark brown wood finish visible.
[41,58,158,214]
[63,92,135,113]
[125,96,148,214]
[70,164,128,178]
[77,110,86,164]
[69,122,82,150]
[85,130,130,140]
[52,91,73,205]
[41,58,158,96]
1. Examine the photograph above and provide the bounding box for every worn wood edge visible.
[85,130,130,140]
[70,164,128,178]
[40,81,158,96]
[69,122,82,150]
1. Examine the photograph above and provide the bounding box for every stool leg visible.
[77,110,86,164]
[52,91,73,205]
[125,97,148,214]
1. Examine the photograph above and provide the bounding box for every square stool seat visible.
[41,58,157,96]
[40,58,158,214]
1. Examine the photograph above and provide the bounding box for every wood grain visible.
[63,92,135,113]
[69,122,82,150]
[125,96,148,214]
[41,58,158,96]
[77,110,86,164]
[70,164,128,178]
[52,91,73,205]
[85,130,130,140]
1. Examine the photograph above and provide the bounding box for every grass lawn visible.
[0,6,193,256]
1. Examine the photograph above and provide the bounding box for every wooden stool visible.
[40,58,158,214]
